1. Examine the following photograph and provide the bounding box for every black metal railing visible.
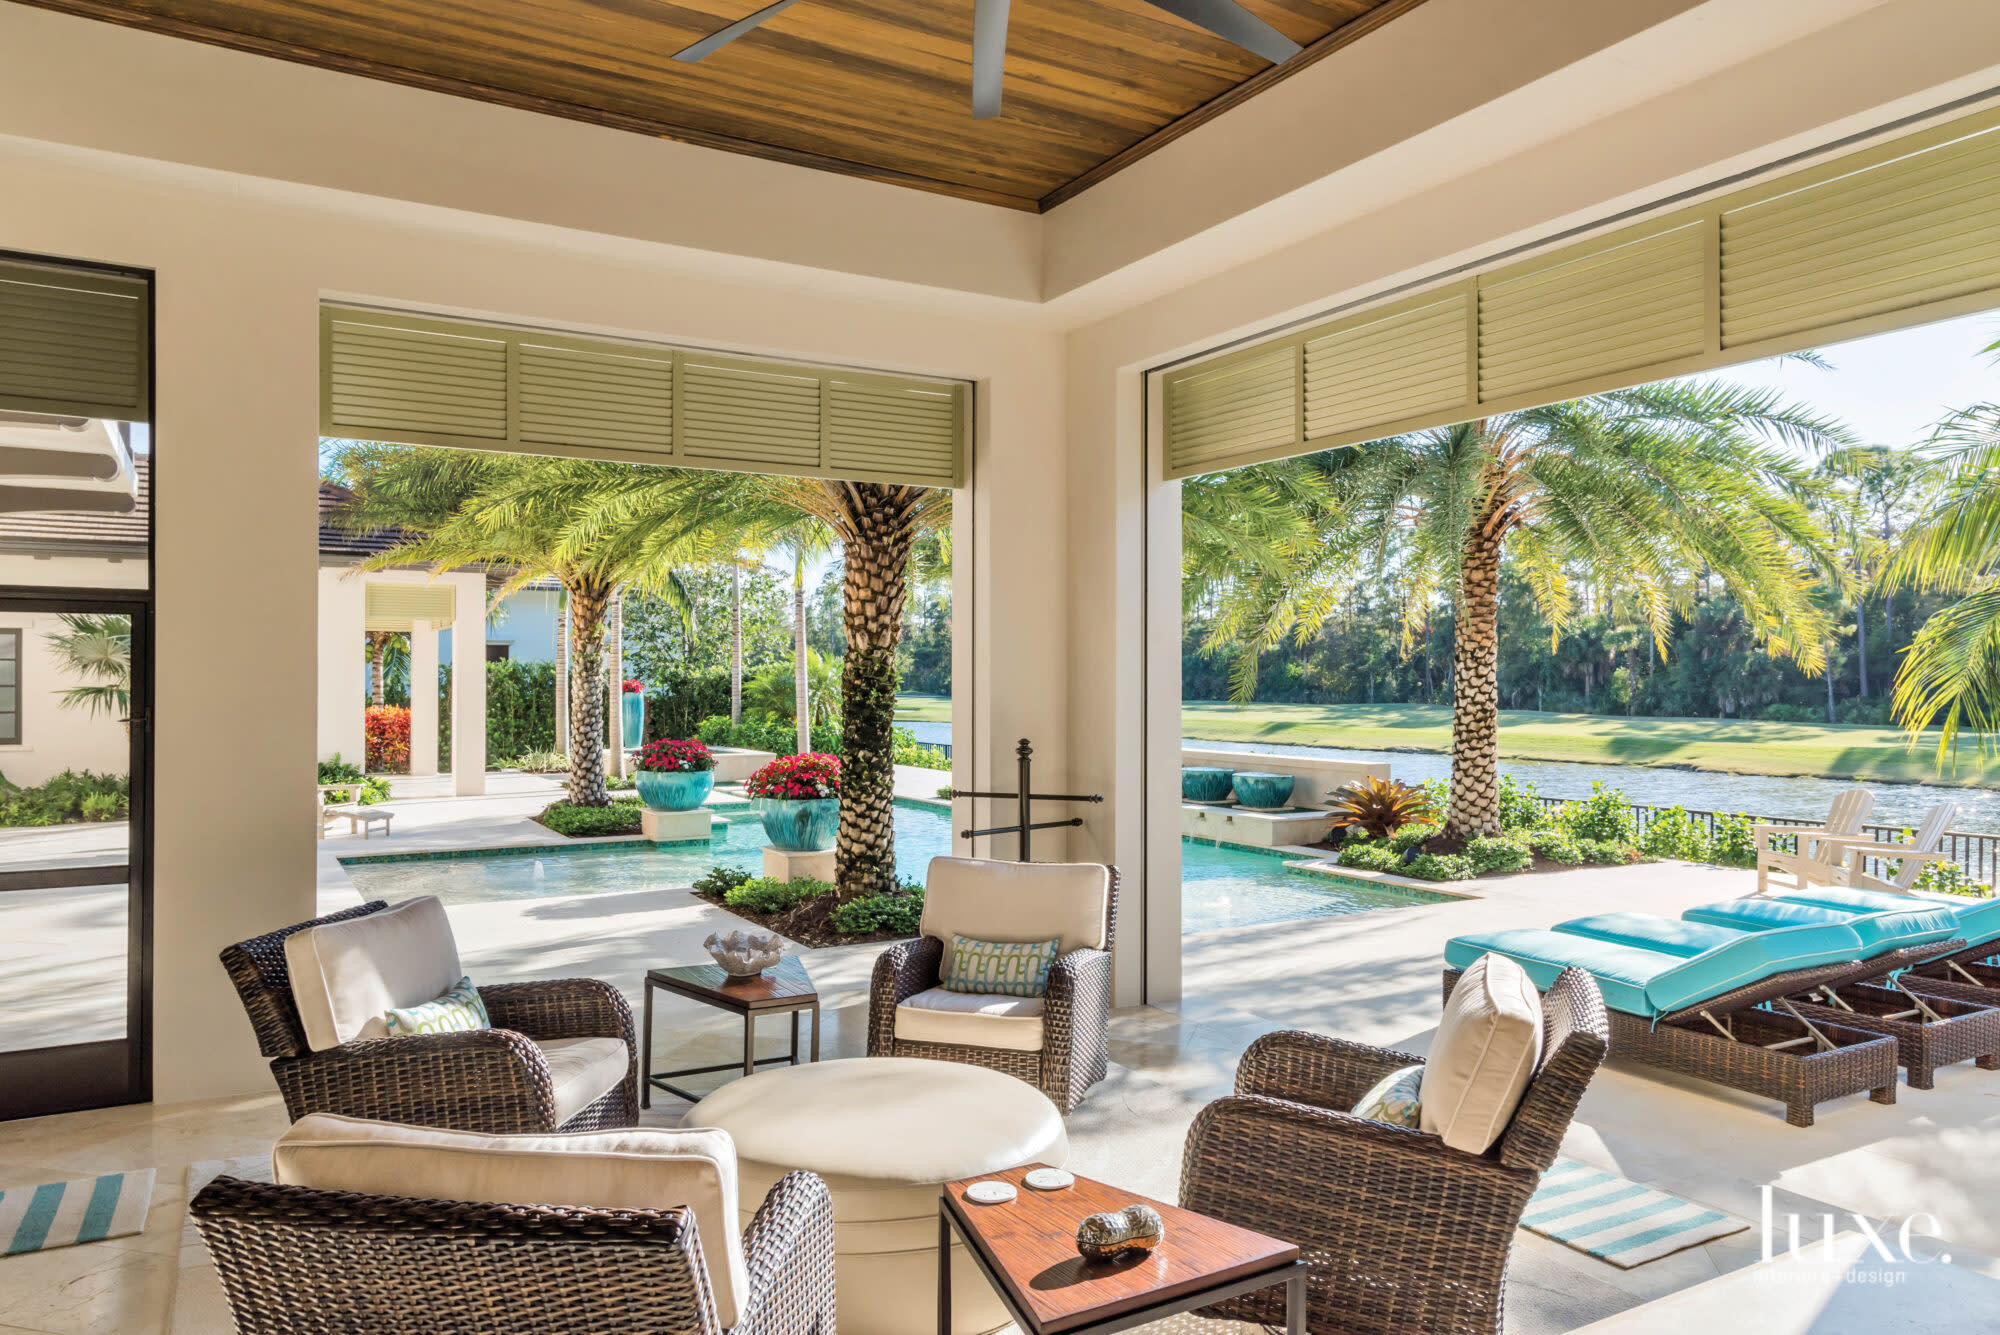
[1525,793,2000,887]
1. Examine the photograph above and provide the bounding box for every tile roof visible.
[0,456,149,553]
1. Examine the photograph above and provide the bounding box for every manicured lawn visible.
[1182,700,2000,788]
[894,693,952,723]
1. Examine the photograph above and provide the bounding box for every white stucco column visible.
[317,567,366,766]
[450,572,486,795]
[409,618,438,777]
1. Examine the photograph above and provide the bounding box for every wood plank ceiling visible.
[16,0,1429,211]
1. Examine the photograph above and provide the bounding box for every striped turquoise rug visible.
[1,1170,155,1256]
[1522,1160,1745,1267]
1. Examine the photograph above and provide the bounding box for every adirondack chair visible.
[1831,802,1961,894]
[1755,787,1872,893]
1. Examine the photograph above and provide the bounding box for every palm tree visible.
[364,630,403,707]
[1885,404,2000,758]
[1195,381,1848,838]
[326,444,703,806]
[558,470,947,899]
[773,521,837,754]
[45,613,131,721]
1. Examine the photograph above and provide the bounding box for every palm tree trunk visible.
[1446,509,1504,839]
[368,633,389,707]
[555,590,570,755]
[794,553,810,755]
[835,486,917,900]
[1826,639,1837,724]
[730,561,744,726]
[567,579,611,806]
[1856,596,1869,698]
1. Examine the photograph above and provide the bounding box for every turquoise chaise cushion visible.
[1445,931,1671,1016]
[1684,897,1961,955]
[1777,888,2000,951]
[1553,914,1745,957]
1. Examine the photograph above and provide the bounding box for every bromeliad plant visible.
[745,752,841,800]
[634,738,715,773]
[1327,776,1435,840]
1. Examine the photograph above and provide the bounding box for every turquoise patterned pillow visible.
[944,935,1061,997]
[1351,1063,1424,1128]
[385,976,490,1037]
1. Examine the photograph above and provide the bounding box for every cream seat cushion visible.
[535,1036,631,1123]
[1420,952,1544,1155]
[285,896,463,1051]
[274,1113,749,1328]
[922,857,1109,974]
[895,987,1045,1052]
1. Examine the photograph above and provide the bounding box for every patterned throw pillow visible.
[944,935,1061,997]
[385,976,490,1037]
[1351,1063,1424,1128]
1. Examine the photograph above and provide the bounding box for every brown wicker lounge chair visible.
[1179,966,1608,1335]
[191,1168,836,1335]
[221,900,639,1132]
[868,859,1117,1113]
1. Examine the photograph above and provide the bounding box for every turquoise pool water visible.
[340,797,1451,931]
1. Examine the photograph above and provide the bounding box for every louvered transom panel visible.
[1303,292,1469,443]
[827,378,962,487]
[0,263,148,420]
[679,357,824,472]
[1722,125,2000,348]
[518,341,673,455]
[328,316,509,442]
[1479,223,1707,401]
[1164,344,1300,479]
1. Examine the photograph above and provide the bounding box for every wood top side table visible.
[641,955,820,1107]
[939,1163,1304,1335]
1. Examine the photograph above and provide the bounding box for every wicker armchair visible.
[868,859,1117,1113]
[191,1169,836,1335]
[1180,966,1609,1335]
[220,900,639,1132]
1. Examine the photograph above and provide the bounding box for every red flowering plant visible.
[364,705,411,773]
[744,752,841,800]
[622,679,646,693]
[634,738,715,773]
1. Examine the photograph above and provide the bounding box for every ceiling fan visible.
[671,0,1303,119]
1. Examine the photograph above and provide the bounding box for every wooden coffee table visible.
[939,1163,1304,1335]
[640,955,820,1106]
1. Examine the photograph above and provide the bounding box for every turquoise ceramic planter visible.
[636,770,713,812]
[1182,767,1235,803]
[1232,772,1296,810]
[621,690,647,749]
[759,797,840,852]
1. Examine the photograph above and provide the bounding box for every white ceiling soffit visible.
[0,413,137,514]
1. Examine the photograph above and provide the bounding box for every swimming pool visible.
[340,797,1454,931]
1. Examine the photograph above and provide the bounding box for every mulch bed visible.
[691,887,915,949]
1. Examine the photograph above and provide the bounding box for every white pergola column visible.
[450,572,486,796]
[317,567,366,765]
[409,618,439,777]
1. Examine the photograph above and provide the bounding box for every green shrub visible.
[1403,852,1475,881]
[1556,782,1635,843]
[605,772,635,790]
[1759,702,1817,724]
[1707,813,1759,868]
[724,876,834,915]
[0,769,131,827]
[1528,829,1586,864]
[1914,860,1993,898]
[485,659,559,759]
[1336,840,1400,872]
[647,669,736,741]
[317,754,389,805]
[892,725,948,769]
[539,802,643,837]
[1497,775,1548,831]
[692,865,753,898]
[694,715,844,758]
[1389,822,1439,852]
[1636,805,1705,861]
[935,785,955,800]
[830,887,925,936]
[1466,835,1531,875]
[1577,838,1634,865]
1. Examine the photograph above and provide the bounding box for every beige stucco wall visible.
[4,0,2000,1091]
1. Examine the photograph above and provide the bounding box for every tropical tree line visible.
[1187,348,2000,842]
[325,443,951,902]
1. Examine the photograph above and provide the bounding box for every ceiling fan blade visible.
[971,0,1012,119]
[672,0,809,63]
[1141,0,1301,65]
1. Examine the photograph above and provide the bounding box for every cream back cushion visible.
[274,1113,749,1328]
[1419,952,1544,1155]
[921,857,1110,973]
[285,897,462,1051]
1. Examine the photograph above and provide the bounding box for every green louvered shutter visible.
[517,338,673,458]
[1302,290,1469,444]
[677,354,824,474]
[325,311,508,447]
[0,261,149,420]
[1163,343,1300,478]
[826,375,963,488]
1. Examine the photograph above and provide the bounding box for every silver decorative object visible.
[703,929,783,977]
[1075,1203,1165,1260]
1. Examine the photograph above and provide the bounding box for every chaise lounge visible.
[1445,894,1969,1125]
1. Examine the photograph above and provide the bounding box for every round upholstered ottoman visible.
[689,1057,1067,1335]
